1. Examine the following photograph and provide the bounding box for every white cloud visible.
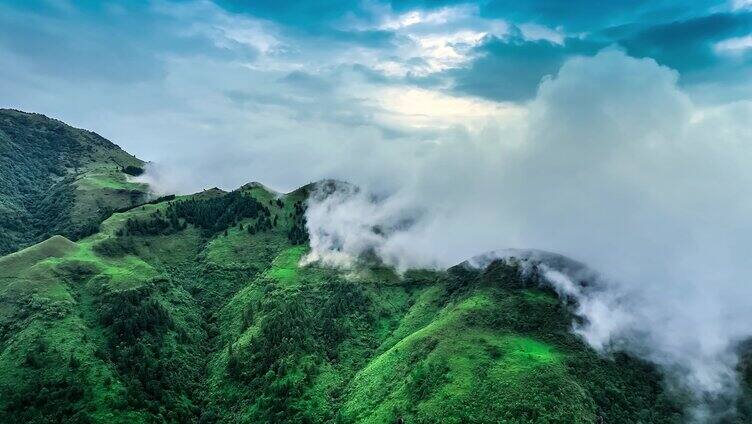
[152,0,283,59]
[346,3,508,76]
[715,35,752,54]
[378,10,425,30]
[375,86,525,130]
[517,23,565,44]
[732,0,752,11]
[406,30,492,74]
[373,4,478,31]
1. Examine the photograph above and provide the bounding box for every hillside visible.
[0,109,149,255]
[1,113,750,423]
[0,179,700,424]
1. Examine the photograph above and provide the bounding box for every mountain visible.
[0,109,149,255]
[0,112,749,423]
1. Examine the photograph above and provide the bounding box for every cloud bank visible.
[304,49,752,417]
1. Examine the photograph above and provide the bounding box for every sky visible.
[3,0,752,420]
[1,0,751,193]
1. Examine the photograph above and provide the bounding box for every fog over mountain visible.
[304,49,752,417]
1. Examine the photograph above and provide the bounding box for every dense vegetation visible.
[1,113,750,423]
[287,199,309,245]
[166,190,272,234]
[0,109,148,255]
[1,178,718,424]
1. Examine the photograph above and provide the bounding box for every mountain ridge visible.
[0,178,689,423]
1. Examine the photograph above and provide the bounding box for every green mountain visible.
[0,113,749,423]
[0,109,149,256]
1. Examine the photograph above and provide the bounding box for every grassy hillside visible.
[0,182,701,424]
[0,109,148,255]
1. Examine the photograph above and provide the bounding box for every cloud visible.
[1,1,536,195]
[733,0,752,11]
[0,0,260,84]
[0,4,162,83]
[618,13,752,75]
[609,12,752,102]
[304,49,752,416]
[715,34,752,54]
[449,32,603,101]
[342,3,511,77]
[434,8,752,103]
[217,0,361,27]
[479,0,724,31]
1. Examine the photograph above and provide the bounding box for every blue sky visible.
[1,0,751,191]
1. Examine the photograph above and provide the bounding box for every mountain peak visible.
[240,181,278,194]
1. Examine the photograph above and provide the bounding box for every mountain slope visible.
[0,109,148,255]
[0,181,694,424]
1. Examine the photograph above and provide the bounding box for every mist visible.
[303,48,752,416]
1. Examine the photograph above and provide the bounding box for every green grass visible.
[497,335,561,370]
[0,235,78,281]
[265,246,307,285]
[341,290,596,423]
[203,226,287,269]
[71,166,148,231]
[78,173,135,191]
